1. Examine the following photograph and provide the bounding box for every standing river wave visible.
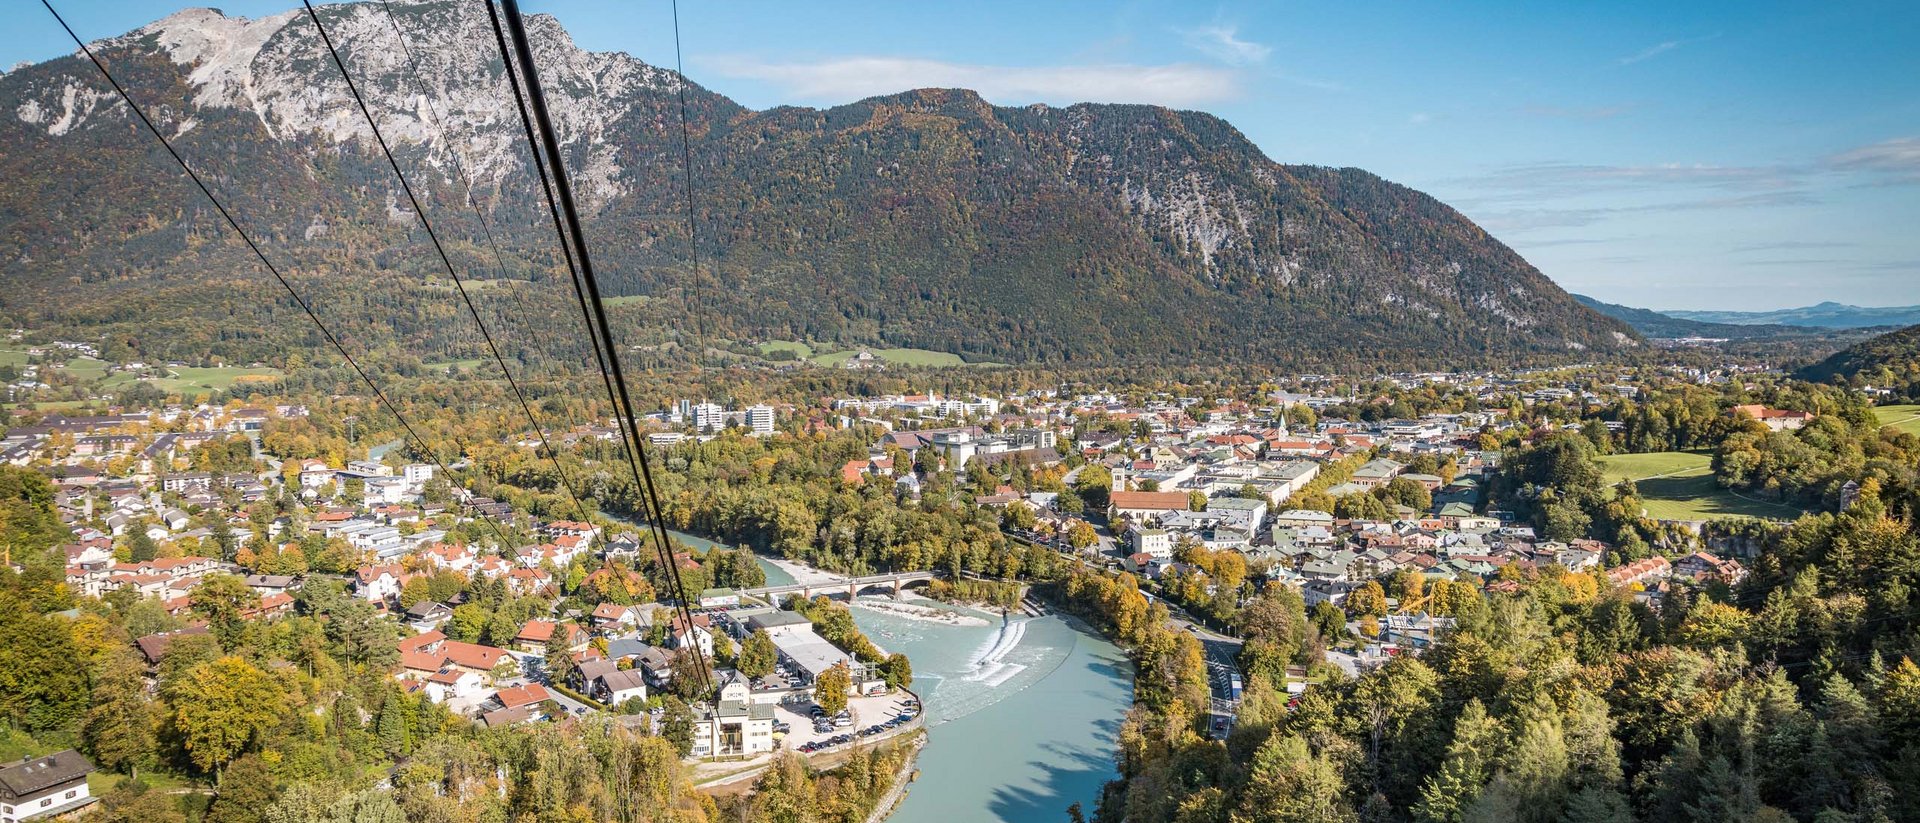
[851,598,1131,823]
[636,527,1131,821]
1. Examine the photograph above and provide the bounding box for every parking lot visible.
[774,691,921,754]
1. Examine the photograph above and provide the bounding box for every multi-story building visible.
[692,402,727,433]
[690,676,775,758]
[744,404,775,435]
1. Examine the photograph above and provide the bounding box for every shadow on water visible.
[1036,717,1122,761]
[986,741,1118,823]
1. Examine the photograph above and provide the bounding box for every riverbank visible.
[763,555,841,586]
[865,733,928,823]
[852,597,992,627]
[853,603,1130,823]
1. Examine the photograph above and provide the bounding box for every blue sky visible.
[10,0,1919,310]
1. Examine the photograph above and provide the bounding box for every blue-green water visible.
[614,525,795,587]
[851,601,1131,823]
[616,523,1130,819]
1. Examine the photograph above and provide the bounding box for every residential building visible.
[1731,404,1814,432]
[1129,525,1173,560]
[590,669,649,706]
[0,750,95,822]
[1604,556,1672,588]
[1108,490,1192,522]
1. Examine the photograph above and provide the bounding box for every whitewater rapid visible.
[964,618,1030,686]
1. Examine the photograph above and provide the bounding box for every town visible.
[3,344,1916,822]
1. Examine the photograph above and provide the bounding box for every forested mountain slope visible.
[0,1,1634,369]
[1798,324,1920,392]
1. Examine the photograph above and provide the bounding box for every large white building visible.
[744,405,775,435]
[690,676,775,758]
[692,402,727,433]
[1129,525,1174,560]
[746,611,866,688]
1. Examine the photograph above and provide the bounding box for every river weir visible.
[851,598,1131,823]
[632,526,1131,820]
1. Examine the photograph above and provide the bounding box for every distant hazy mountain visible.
[1664,302,1920,329]
[0,1,1635,369]
[1571,294,1804,339]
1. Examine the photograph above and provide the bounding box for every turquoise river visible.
[850,602,1132,823]
[655,529,1133,821]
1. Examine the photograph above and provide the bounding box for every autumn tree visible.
[190,572,261,648]
[814,662,852,715]
[1348,580,1389,618]
[738,629,778,679]
[84,649,156,775]
[167,656,285,774]
[882,653,913,689]
[205,753,279,823]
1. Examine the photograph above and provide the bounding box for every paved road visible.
[1160,602,1245,737]
[1006,523,1247,734]
[512,653,594,718]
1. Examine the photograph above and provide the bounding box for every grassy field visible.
[0,349,28,367]
[603,295,650,307]
[755,339,1004,367]
[811,347,991,367]
[756,340,815,359]
[1875,404,1920,436]
[0,399,95,412]
[1599,450,1803,521]
[61,357,111,380]
[425,358,487,373]
[97,365,283,398]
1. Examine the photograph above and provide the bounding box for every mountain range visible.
[0,1,1637,369]
[1662,302,1920,330]
[1570,294,1804,340]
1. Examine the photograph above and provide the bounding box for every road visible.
[512,653,594,718]
[1005,522,1247,735]
[1161,603,1245,736]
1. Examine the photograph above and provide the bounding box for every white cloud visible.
[1617,33,1720,65]
[700,56,1243,107]
[1179,24,1271,66]
[1829,136,1920,182]
[1408,112,1432,125]
[1449,161,1802,204]
[1618,40,1680,65]
[1471,192,1815,233]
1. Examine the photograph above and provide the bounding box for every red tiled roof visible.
[397,630,445,655]
[494,683,551,709]
[440,641,509,671]
[401,651,447,672]
[1108,491,1192,511]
